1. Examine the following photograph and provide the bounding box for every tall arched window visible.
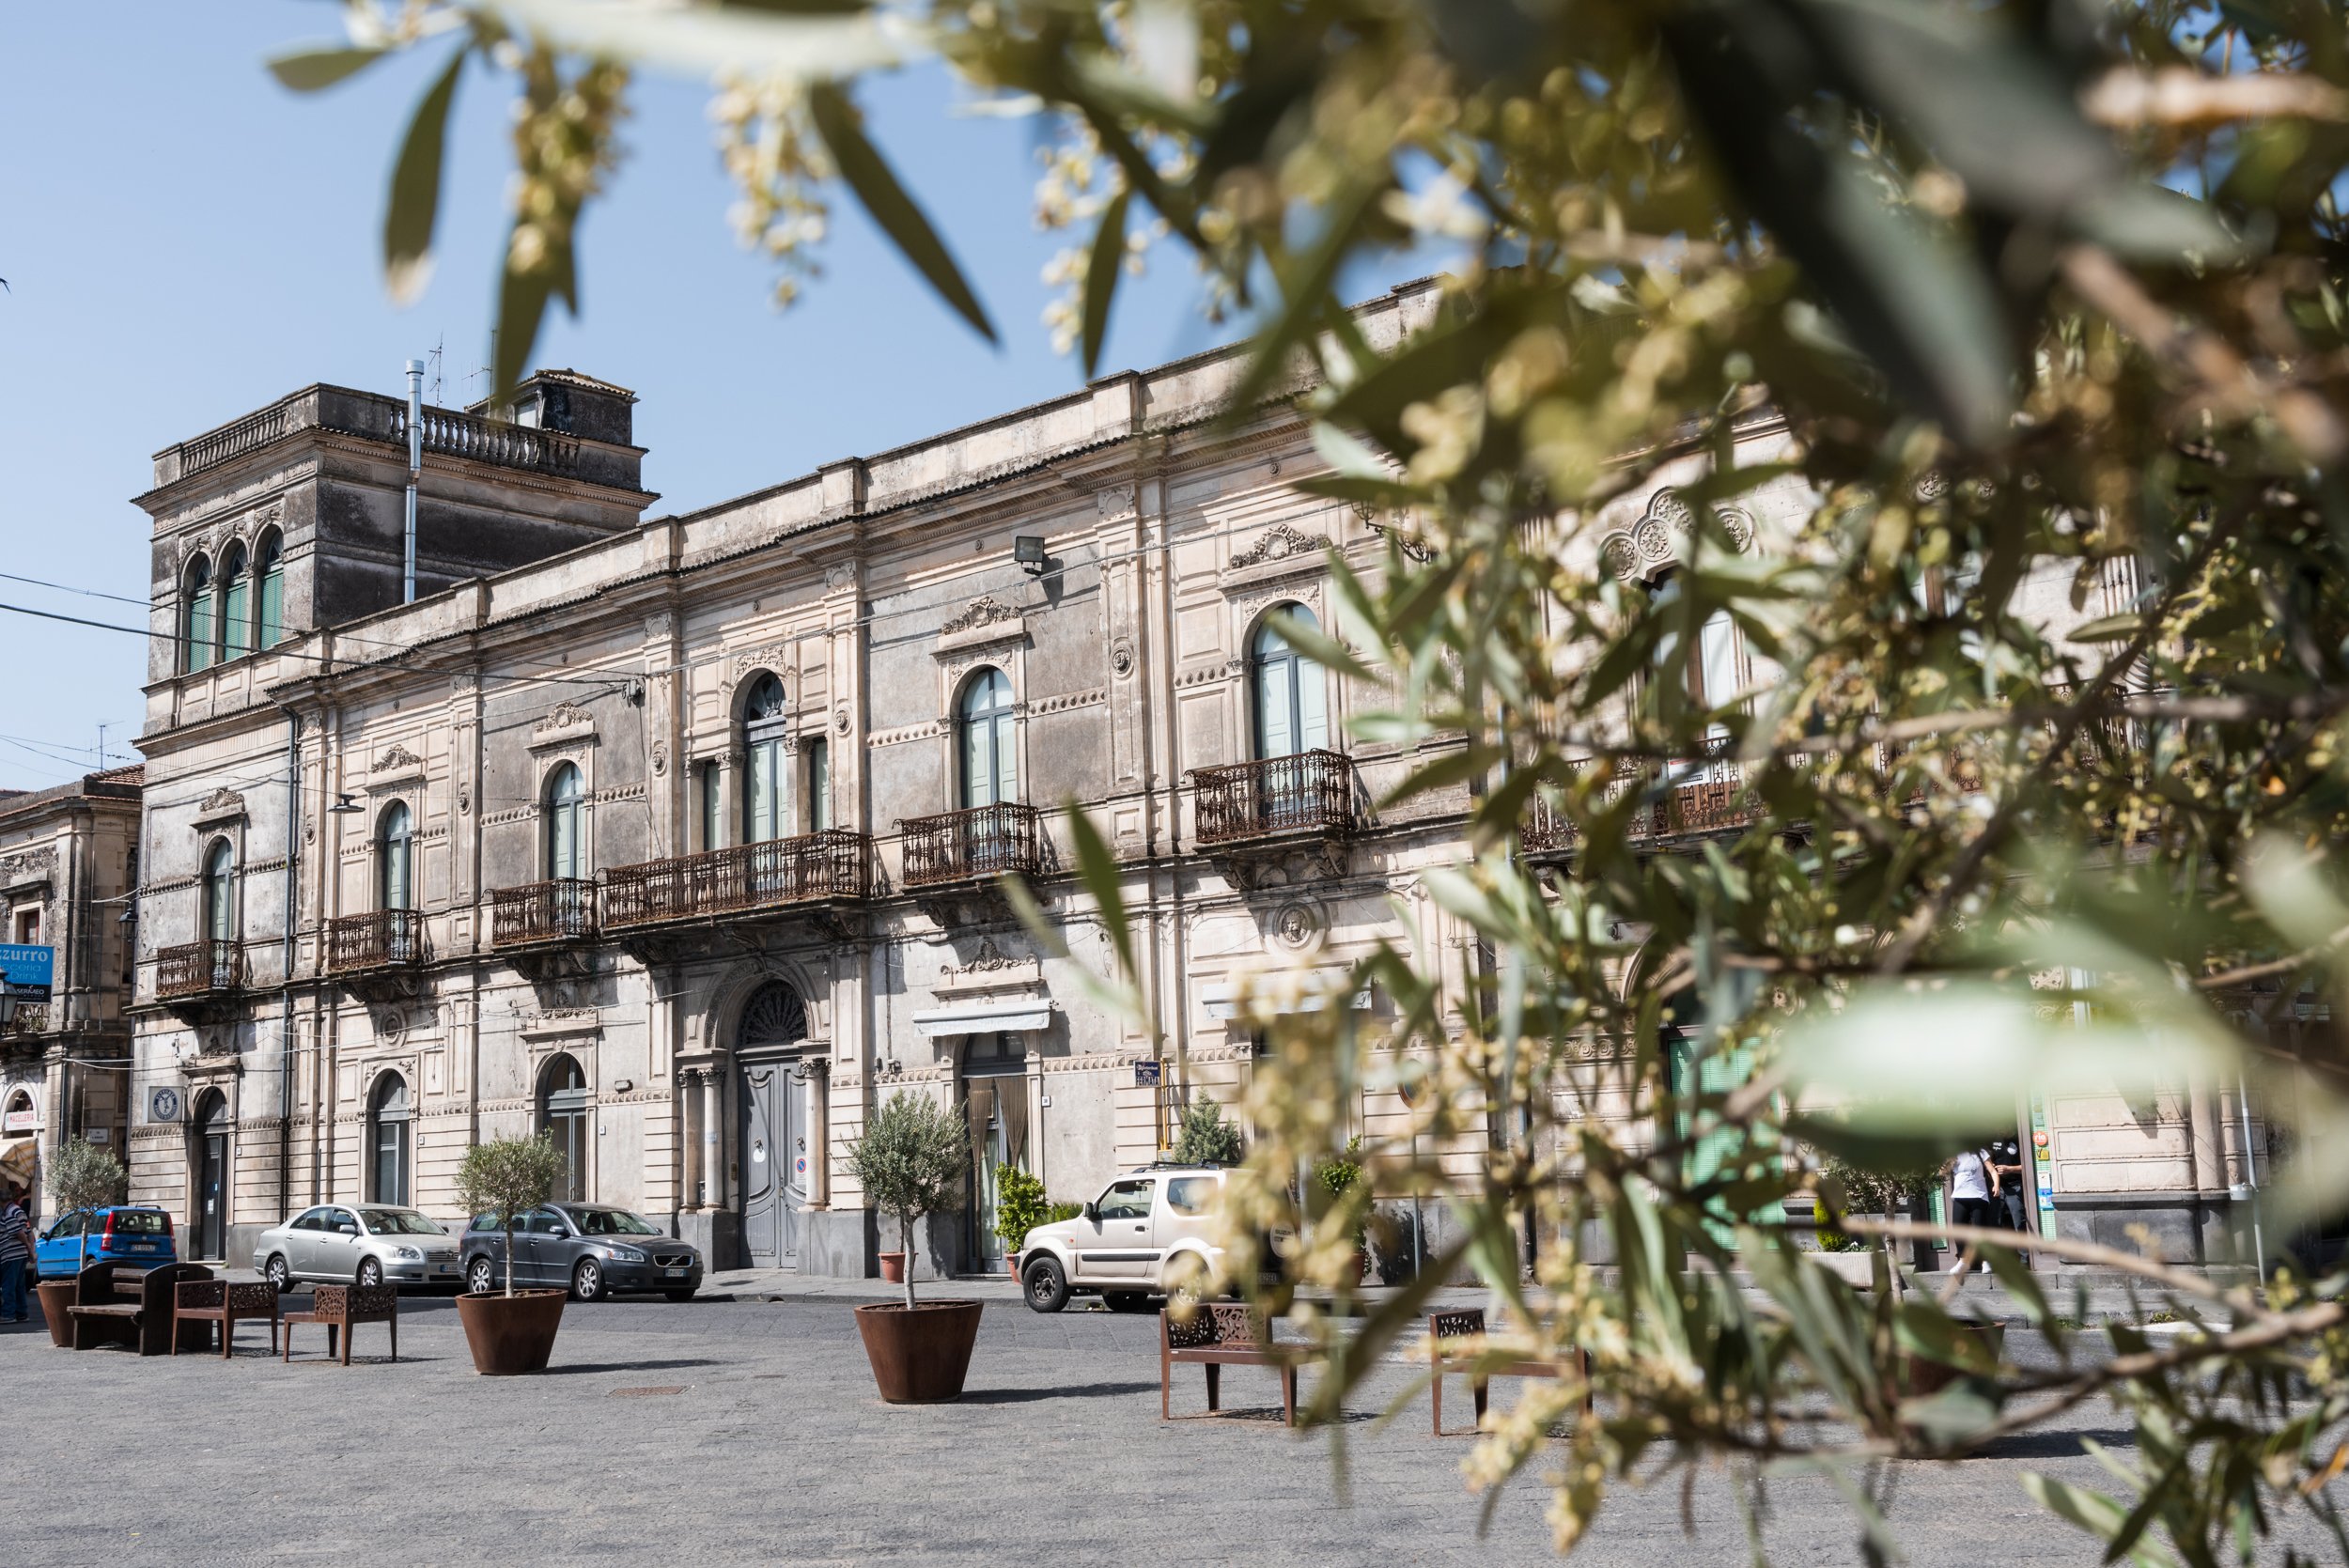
[740,674,789,843]
[183,557,215,675]
[957,667,1018,808]
[219,541,251,662]
[538,1053,589,1203]
[367,1074,411,1205]
[544,763,584,880]
[255,530,286,649]
[377,801,413,911]
[1251,606,1330,759]
[200,838,235,944]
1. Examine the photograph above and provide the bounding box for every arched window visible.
[1251,606,1330,759]
[183,556,215,675]
[740,674,789,843]
[537,1053,589,1203]
[544,763,584,881]
[255,530,286,648]
[219,541,251,662]
[367,1074,411,1206]
[377,801,414,911]
[957,667,1018,809]
[200,838,235,944]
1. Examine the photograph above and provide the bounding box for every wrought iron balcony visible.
[1190,750,1359,846]
[1,1002,52,1039]
[603,831,875,932]
[899,802,1045,889]
[489,878,599,949]
[1519,794,1579,856]
[158,939,244,1001]
[325,908,426,975]
[1646,764,1758,836]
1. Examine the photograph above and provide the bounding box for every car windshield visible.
[358,1209,443,1235]
[568,1208,660,1236]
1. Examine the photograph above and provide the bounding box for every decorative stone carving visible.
[731,645,790,684]
[941,595,1022,637]
[194,787,246,824]
[1272,900,1325,952]
[834,707,852,735]
[531,701,597,748]
[370,743,426,774]
[649,742,670,778]
[456,781,473,816]
[1110,638,1136,678]
[1229,523,1330,571]
[1605,485,1754,582]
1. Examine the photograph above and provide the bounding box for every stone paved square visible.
[1,1296,2180,1566]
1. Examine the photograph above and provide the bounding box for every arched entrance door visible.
[368,1075,411,1206]
[193,1091,230,1260]
[963,1032,1030,1275]
[737,983,809,1270]
[538,1055,589,1203]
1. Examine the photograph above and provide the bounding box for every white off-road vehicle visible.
[1014,1162,1247,1312]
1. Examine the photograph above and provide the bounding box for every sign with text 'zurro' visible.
[0,944,54,998]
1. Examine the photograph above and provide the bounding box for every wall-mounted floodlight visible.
[1014,535,1049,576]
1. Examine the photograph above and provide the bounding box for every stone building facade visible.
[122,282,2274,1278]
[0,767,143,1216]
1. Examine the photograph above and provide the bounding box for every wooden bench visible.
[173,1280,281,1358]
[1159,1303,1323,1426]
[1426,1307,1590,1436]
[67,1262,215,1356]
[283,1283,399,1365]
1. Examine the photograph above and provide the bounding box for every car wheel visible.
[356,1257,383,1288]
[264,1254,291,1294]
[466,1256,496,1296]
[1023,1256,1070,1313]
[1162,1253,1213,1319]
[1102,1291,1153,1313]
[572,1258,605,1302]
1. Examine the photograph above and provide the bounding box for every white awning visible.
[1201,972,1372,1021]
[910,997,1054,1036]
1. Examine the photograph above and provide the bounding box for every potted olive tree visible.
[37,1137,125,1347]
[452,1133,570,1375]
[847,1090,978,1403]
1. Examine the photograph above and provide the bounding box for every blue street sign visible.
[1133,1060,1161,1089]
[0,944,54,997]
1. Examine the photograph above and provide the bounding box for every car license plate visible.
[665,1267,688,1278]
[132,1242,157,1251]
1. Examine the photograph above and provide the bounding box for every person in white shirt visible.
[1948,1147,1998,1273]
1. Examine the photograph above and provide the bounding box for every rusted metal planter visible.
[854,1300,982,1404]
[35,1280,76,1348]
[456,1289,567,1375]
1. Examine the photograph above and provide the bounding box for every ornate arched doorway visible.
[737,982,810,1270]
[367,1074,412,1206]
[537,1054,589,1203]
[192,1090,230,1261]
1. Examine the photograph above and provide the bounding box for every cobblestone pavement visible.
[0,1296,2262,1567]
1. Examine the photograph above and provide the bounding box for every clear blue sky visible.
[0,3,1438,792]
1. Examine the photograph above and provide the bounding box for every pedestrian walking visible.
[0,1185,34,1323]
[1948,1146,1999,1274]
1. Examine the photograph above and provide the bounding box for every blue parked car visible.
[35,1205,178,1279]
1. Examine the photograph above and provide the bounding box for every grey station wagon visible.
[461,1203,703,1301]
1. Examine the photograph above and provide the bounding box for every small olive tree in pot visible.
[35,1138,128,1345]
[846,1090,980,1402]
[451,1133,570,1375]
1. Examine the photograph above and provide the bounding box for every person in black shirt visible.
[1988,1137,2031,1264]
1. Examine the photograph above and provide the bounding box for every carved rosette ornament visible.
[1598,485,1754,582]
[1110,638,1136,678]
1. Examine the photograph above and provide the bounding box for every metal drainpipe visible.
[280,706,302,1225]
[403,359,424,603]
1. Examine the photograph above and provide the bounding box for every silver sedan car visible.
[252,1203,463,1291]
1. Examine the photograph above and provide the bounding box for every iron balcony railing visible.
[158,939,244,1000]
[1189,750,1359,846]
[603,831,874,931]
[324,908,426,975]
[1,1002,52,1038]
[489,878,599,948]
[899,802,1044,889]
